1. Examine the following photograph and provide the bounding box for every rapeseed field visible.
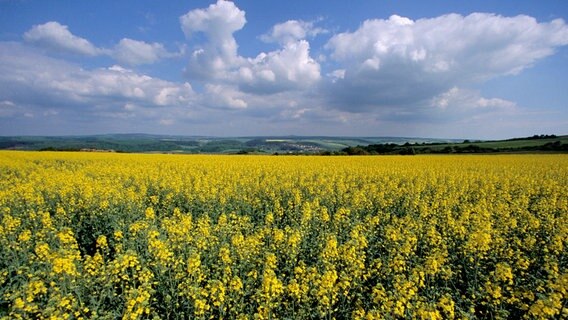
[0,152,566,319]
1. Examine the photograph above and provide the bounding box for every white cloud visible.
[180,0,246,81]
[180,0,246,40]
[203,84,247,109]
[5,4,568,138]
[180,0,321,95]
[180,0,245,65]
[24,21,102,56]
[0,43,194,117]
[328,69,345,82]
[0,100,17,117]
[24,21,178,65]
[324,13,568,112]
[261,20,326,44]
[154,84,193,106]
[0,42,203,134]
[430,87,516,112]
[113,38,176,65]
[0,100,15,107]
[238,40,321,94]
[476,97,516,110]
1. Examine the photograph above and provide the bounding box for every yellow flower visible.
[34,243,51,260]
[194,298,210,316]
[13,297,25,310]
[144,207,155,220]
[262,269,283,300]
[437,294,455,319]
[96,235,108,250]
[219,246,232,265]
[18,229,32,242]
[494,262,514,284]
[187,253,201,271]
[52,257,77,276]
[230,276,243,292]
[1,151,566,319]
[114,230,124,240]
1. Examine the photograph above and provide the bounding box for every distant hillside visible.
[0,134,460,154]
[0,134,565,154]
[342,134,568,155]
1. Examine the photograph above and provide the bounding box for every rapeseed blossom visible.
[0,151,566,319]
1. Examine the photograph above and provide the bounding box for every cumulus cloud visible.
[260,20,326,44]
[180,0,321,98]
[0,42,200,134]
[180,0,245,76]
[237,40,320,94]
[24,21,102,56]
[6,4,568,137]
[180,0,245,81]
[113,38,176,65]
[180,0,246,40]
[24,21,179,65]
[430,87,516,112]
[203,84,247,109]
[0,100,19,118]
[324,13,568,112]
[0,42,194,117]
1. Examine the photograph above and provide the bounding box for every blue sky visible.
[1,0,567,139]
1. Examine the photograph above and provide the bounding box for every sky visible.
[1,1,567,139]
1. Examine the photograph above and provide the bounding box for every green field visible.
[345,135,568,155]
[428,136,568,149]
[0,135,460,154]
[0,134,566,154]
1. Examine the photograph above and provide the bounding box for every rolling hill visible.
[0,134,565,154]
